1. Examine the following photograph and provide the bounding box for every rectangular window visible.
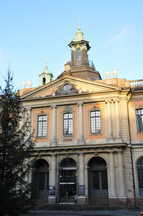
[136,108,143,133]
[90,110,101,134]
[37,115,47,137]
[63,113,73,136]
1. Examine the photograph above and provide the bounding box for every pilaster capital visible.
[105,97,120,103]
[77,101,84,106]
[78,152,84,157]
[105,98,112,103]
[50,104,56,109]
[25,106,32,111]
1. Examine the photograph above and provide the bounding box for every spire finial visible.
[43,64,48,73]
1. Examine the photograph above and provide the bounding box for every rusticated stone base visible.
[135,197,143,208]
[108,198,127,208]
[77,196,87,205]
[48,195,56,204]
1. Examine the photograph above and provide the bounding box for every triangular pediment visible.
[21,75,121,100]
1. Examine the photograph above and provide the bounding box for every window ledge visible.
[36,136,48,139]
[90,132,102,136]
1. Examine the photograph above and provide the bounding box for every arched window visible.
[137,157,143,195]
[76,48,82,65]
[42,77,46,85]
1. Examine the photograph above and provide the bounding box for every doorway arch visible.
[88,157,108,205]
[59,158,77,203]
[32,159,49,200]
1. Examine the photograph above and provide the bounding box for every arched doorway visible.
[137,157,143,196]
[32,159,49,200]
[59,158,77,203]
[88,157,108,205]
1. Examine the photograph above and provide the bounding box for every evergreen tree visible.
[0,71,35,216]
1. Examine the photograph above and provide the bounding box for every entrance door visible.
[59,158,77,203]
[88,157,108,206]
[32,159,49,200]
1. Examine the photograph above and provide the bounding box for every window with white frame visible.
[63,113,73,136]
[90,110,101,134]
[136,108,143,133]
[37,115,47,137]
[137,157,143,196]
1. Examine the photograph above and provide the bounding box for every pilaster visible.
[105,99,112,138]
[78,102,85,144]
[48,155,56,204]
[117,151,126,198]
[77,153,86,204]
[115,99,120,138]
[50,104,57,146]
[108,152,116,198]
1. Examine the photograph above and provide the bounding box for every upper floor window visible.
[37,115,47,137]
[136,108,143,133]
[90,110,101,134]
[63,113,73,136]
[137,157,143,196]
[76,48,82,66]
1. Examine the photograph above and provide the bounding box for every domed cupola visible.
[39,65,53,86]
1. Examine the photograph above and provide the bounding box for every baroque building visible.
[20,29,143,207]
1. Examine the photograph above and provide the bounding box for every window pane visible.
[136,109,143,133]
[37,115,47,137]
[90,110,101,134]
[63,113,73,136]
[137,158,143,195]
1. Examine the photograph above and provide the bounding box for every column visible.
[50,104,57,146]
[48,155,56,204]
[78,102,85,144]
[117,152,126,198]
[109,152,116,198]
[105,99,112,138]
[115,99,120,138]
[77,153,86,204]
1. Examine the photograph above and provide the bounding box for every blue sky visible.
[0,0,143,89]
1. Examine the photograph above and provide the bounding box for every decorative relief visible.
[55,83,78,95]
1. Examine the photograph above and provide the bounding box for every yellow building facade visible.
[20,29,143,207]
